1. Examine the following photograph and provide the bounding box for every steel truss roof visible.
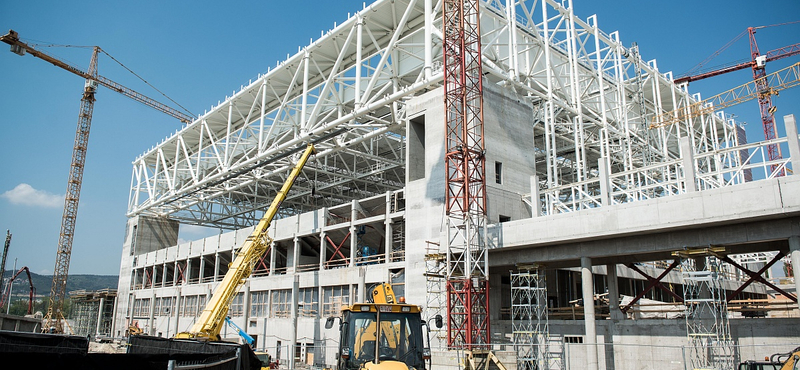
[128,0,734,229]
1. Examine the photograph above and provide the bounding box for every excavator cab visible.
[326,284,441,370]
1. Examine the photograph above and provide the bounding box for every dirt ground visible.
[88,341,127,353]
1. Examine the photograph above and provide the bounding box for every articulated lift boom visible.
[175,143,315,342]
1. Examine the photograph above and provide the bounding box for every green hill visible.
[1,270,118,297]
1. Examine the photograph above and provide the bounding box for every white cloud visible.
[1,183,63,208]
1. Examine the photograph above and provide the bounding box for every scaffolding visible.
[391,222,405,263]
[682,257,734,370]
[69,289,116,338]
[511,267,556,370]
[425,241,447,350]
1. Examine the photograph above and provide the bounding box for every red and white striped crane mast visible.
[443,0,489,349]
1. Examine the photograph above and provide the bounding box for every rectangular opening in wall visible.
[495,161,503,184]
[564,336,584,344]
[408,115,426,181]
[499,215,511,223]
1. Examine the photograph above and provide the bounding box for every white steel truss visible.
[127,0,734,229]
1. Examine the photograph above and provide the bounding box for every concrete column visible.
[214,253,220,282]
[95,296,105,337]
[110,297,119,338]
[385,220,392,262]
[320,207,328,271]
[173,287,181,335]
[606,264,623,321]
[385,191,393,262]
[784,114,800,174]
[148,292,157,335]
[243,283,252,339]
[162,263,168,286]
[173,261,178,286]
[598,157,611,206]
[530,175,541,217]
[152,266,158,288]
[681,136,696,192]
[790,236,800,310]
[358,267,366,303]
[199,256,205,283]
[186,258,193,284]
[581,257,598,370]
[292,236,300,273]
[289,274,299,370]
[350,200,358,267]
[269,241,276,276]
[320,231,327,271]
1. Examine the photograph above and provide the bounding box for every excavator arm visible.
[176,144,315,341]
[777,347,800,370]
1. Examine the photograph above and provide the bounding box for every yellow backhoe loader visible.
[326,283,442,370]
[739,346,800,370]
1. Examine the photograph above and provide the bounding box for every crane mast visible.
[443,0,489,349]
[749,27,783,175]
[1,29,192,333]
[41,47,99,333]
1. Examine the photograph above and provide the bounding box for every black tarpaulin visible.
[128,335,261,370]
[0,330,89,354]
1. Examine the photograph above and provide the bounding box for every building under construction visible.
[111,1,800,369]
[69,289,116,339]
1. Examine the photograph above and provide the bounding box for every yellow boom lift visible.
[176,143,316,341]
[326,283,442,370]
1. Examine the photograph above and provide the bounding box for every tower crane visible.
[0,30,193,334]
[442,0,489,349]
[653,62,800,129]
[672,24,800,173]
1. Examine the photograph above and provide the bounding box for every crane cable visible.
[26,39,196,119]
[99,49,196,118]
[680,20,800,78]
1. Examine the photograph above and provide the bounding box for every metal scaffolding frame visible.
[126,0,736,230]
[425,241,447,350]
[511,267,557,370]
[682,257,734,370]
[70,289,117,338]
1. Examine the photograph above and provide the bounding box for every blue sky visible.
[1,1,798,276]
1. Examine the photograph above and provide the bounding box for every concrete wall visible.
[133,215,179,255]
[483,85,536,224]
[0,313,41,332]
[403,84,537,309]
[492,318,800,370]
